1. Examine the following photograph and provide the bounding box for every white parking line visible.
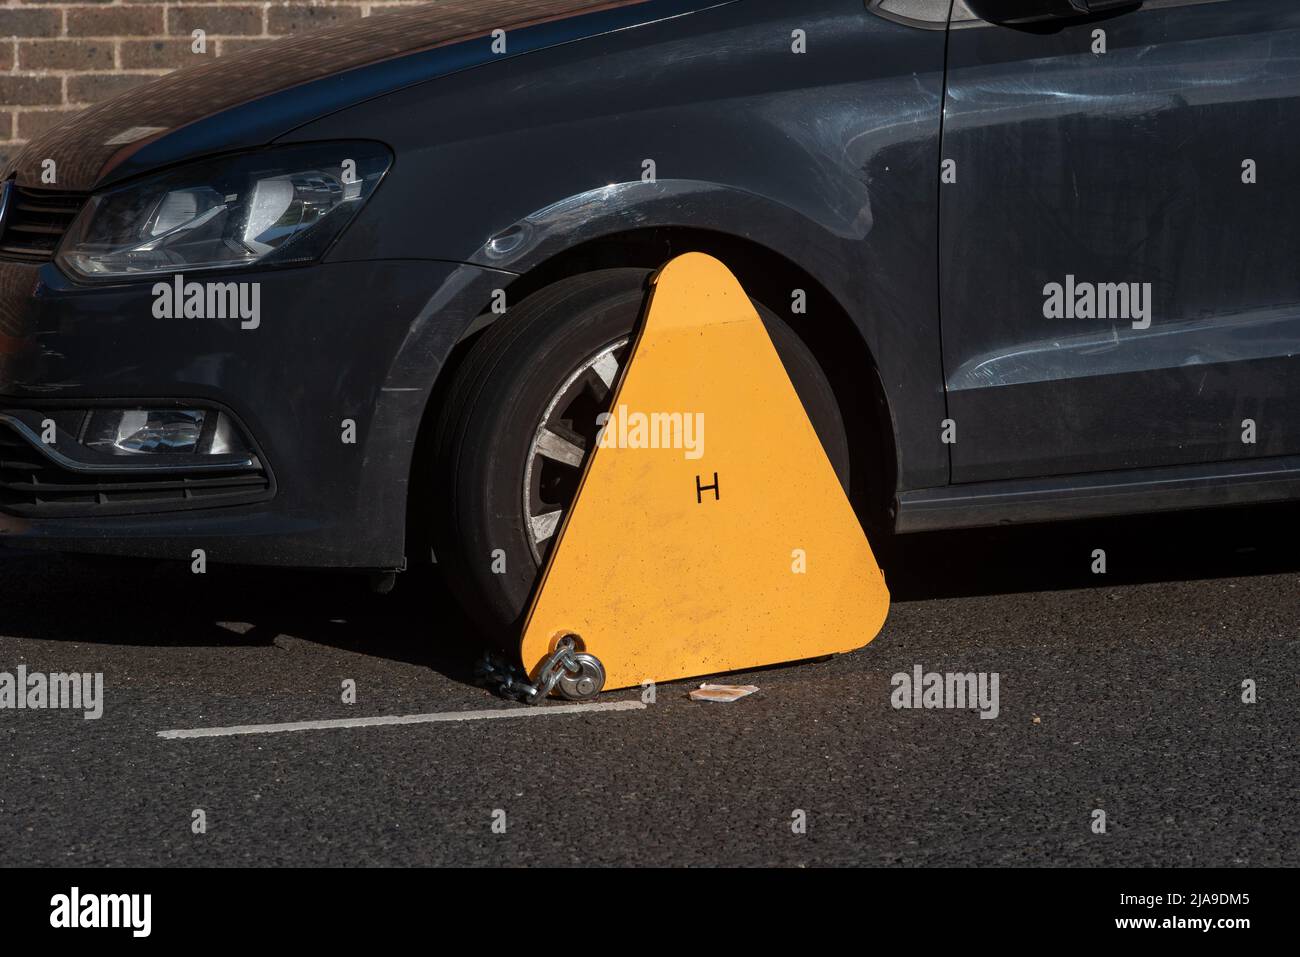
[157,700,647,740]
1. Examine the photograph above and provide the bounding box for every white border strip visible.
[158,700,647,739]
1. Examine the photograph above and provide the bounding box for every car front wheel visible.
[430,267,850,641]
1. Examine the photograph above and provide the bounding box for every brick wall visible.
[0,1,429,165]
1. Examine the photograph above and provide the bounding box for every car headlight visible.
[56,142,392,280]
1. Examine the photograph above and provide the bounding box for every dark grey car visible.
[0,0,1294,635]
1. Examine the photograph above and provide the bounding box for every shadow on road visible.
[879,500,1300,601]
[0,550,482,680]
[2,500,1298,686]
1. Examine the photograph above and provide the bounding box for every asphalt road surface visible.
[1,503,1296,867]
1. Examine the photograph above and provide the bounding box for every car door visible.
[939,0,1300,483]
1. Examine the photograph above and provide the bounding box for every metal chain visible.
[523,636,581,703]
[478,636,581,704]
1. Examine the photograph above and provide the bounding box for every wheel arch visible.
[409,225,900,565]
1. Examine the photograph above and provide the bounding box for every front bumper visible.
[0,256,508,568]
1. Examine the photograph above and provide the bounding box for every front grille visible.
[0,422,272,517]
[0,186,89,264]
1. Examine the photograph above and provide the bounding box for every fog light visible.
[84,409,250,456]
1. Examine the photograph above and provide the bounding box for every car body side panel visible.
[288,0,952,491]
[940,0,1300,482]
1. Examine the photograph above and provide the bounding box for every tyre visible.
[430,267,850,641]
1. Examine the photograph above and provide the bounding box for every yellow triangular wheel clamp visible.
[519,253,890,693]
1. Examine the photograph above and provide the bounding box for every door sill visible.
[895,455,1300,533]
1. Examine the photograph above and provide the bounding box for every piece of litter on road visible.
[689,683,759,703]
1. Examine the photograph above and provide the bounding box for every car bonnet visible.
[1,0,712,192]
